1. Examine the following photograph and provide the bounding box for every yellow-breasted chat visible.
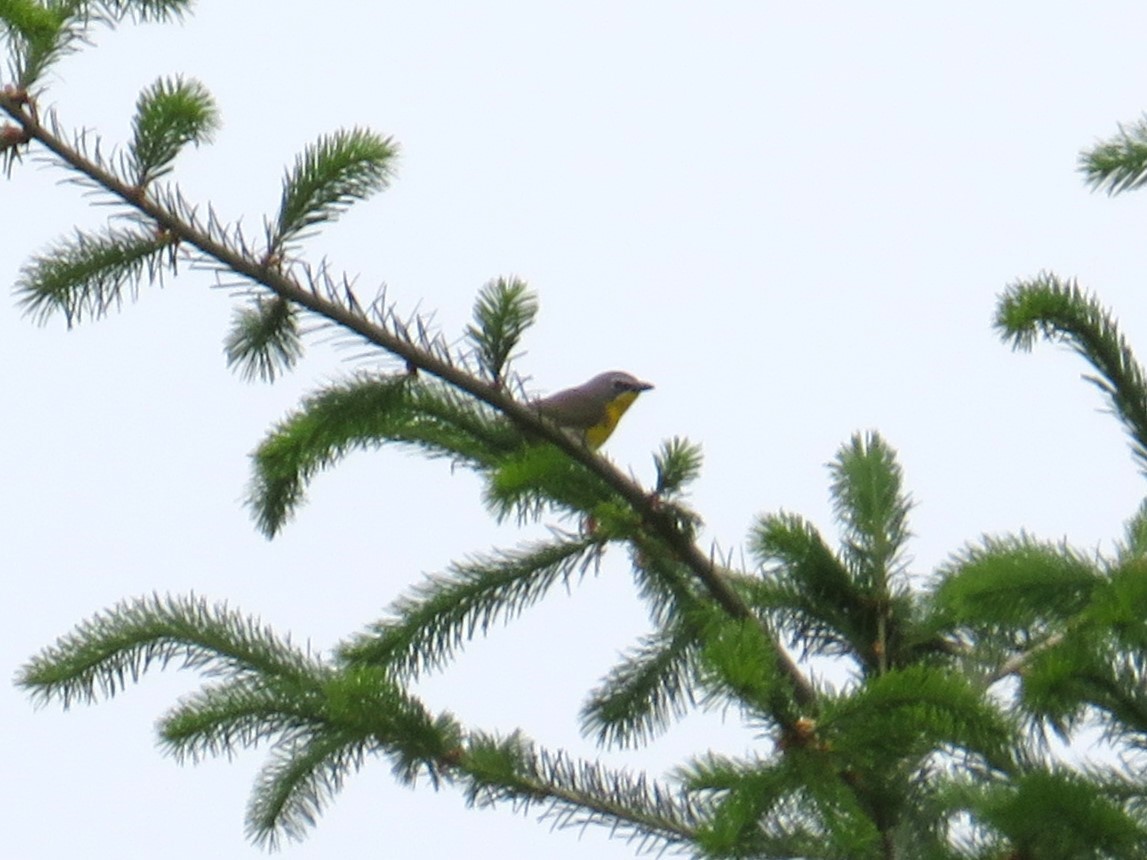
[534,371,653,449]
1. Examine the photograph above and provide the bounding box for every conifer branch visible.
[627,532,714,630]
[985,631,1066,686]
[750,512,873,665]
[14,36,1147,852]
[18,596,466,846]
[482,444,623,524]
[936,535,1103,692]
[465,276,536,386]
[996,274,1147,474]
[19,588,709,848]
[247,373,520,536]
[129,75,218,187]
[0,89,818,717]
[696,615,791,724]
[1117,499,1147,561]
[339,536,605,677]
[1018,641,1147,742]
[224,294,303,382]
[935,536,1102,634]
[160,676,329,765]
[2,1,83,89]
[973,769,1147,856]
[747,434,924,681]
[239,667,459,846]
[88,1,192,24]
[830,432,912,590]
[460,732,700,853]
[580,622,699,749]
[682,751,883,858]
[246,729,373,848]
[17,593,321,708]
[653,436,704,498]
[273,128,397,249]
[17,225,177,325]
[830,433,912,676]
[1080,115,1147,196]
[821,665,1015,774]
[0,1,191,89]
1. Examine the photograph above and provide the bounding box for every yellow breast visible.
[583,390,640,449]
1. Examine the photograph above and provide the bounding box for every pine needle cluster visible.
[8,5,1147,858]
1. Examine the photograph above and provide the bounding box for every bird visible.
[534,370,653,449]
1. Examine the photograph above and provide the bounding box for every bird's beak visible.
[634,380,653,392]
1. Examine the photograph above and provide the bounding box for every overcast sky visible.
[8,3,1147,858]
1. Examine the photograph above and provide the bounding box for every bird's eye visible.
[612,379,628,391]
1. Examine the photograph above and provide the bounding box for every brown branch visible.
[0,93,817,716]
[985,631,1066,687]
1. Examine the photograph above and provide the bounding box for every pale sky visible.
[7,3,1147,858]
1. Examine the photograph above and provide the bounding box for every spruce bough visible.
[7,4,1147,857]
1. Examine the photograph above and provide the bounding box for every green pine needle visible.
[92,0,194,23]
[678,752,770,794]
[996,274,1147,472]
[247,730,369,848]
[696,616,784,718]
[627,536,710,630]
[1117,499,1147,561]
[829,431,913,585]
[248,373,410,536]
[275,128,398,246]
[160,676,324,765]
[1019,634,1114,732]
[224,295,303,382]
[130,75,219,186]
[484,444,619,524]
[653,436,703,498]
[459,732,698,852]
[0,1,191,87]
[935,535,1101,630]
[823,665,1015,774]
[1080,116,1147,196]
[749,436,918,675]
[339,536,604,677]
[17,588,464,847]
[1095,561,1147,650]
[17,593,320,708]
[580,623,698,748]
[242,668,452,846]
[465,276,538,384]
[688,760,817,858]
[750,511,871,662]
[0,0,72,87]
[685,752,879,858]
[248,374,515,537]
[0,0,62,41]
[975,770,1147,857]
[17,226,176,326]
